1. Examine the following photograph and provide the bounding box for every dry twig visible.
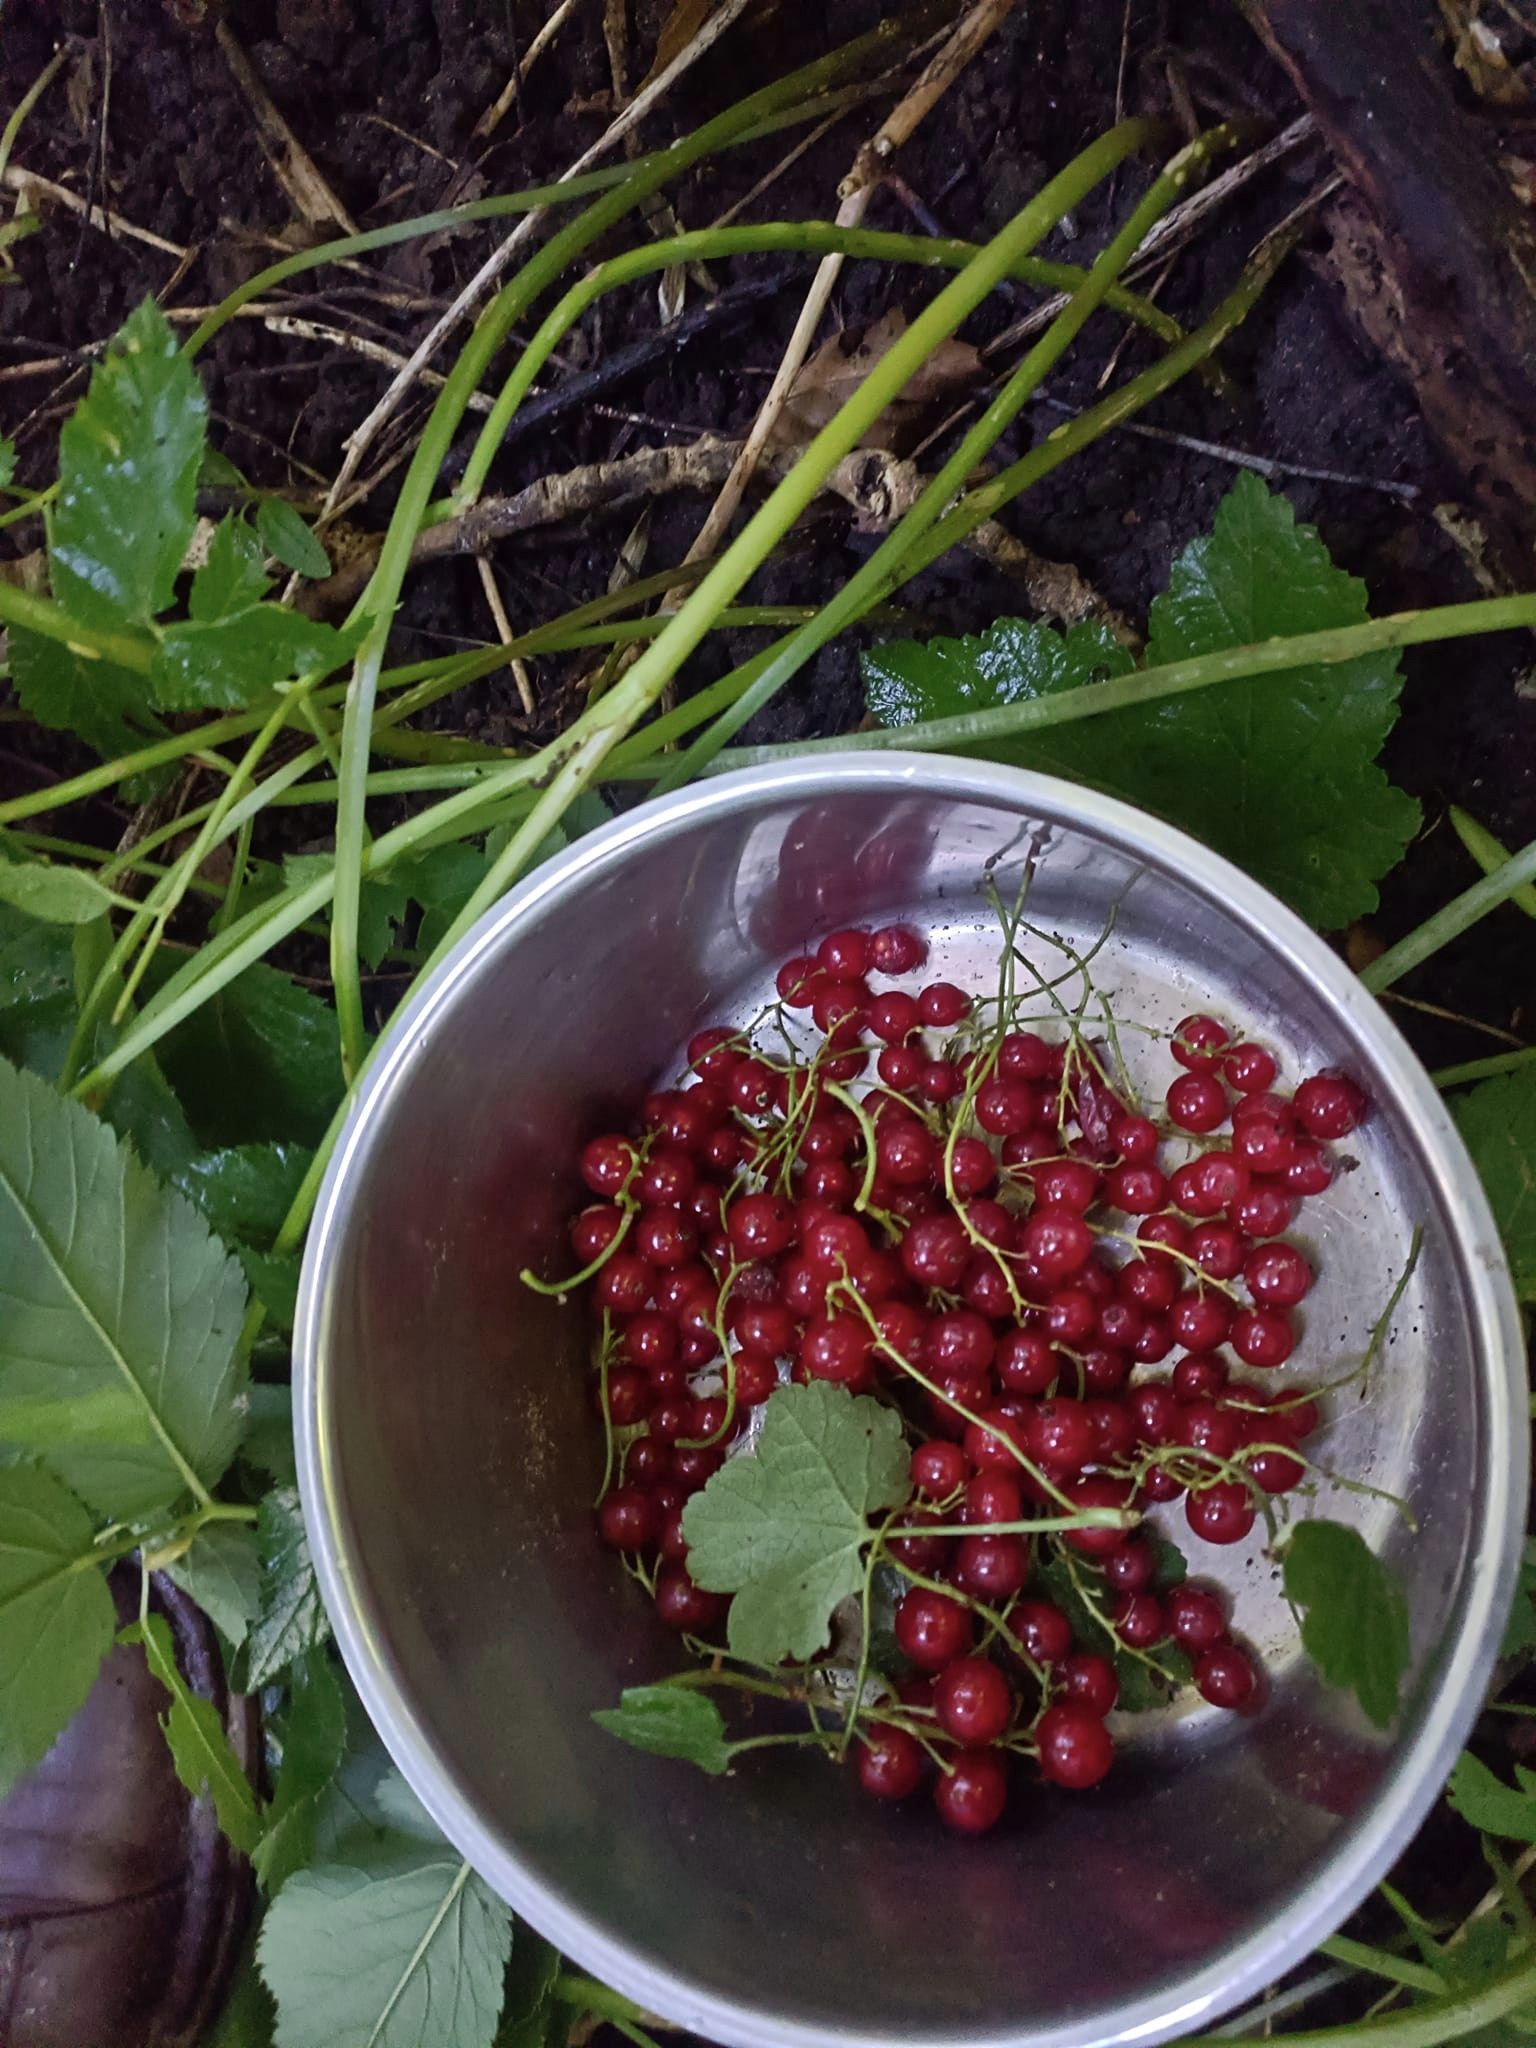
[216,21,359,235]
[2,162,187,256]
[474,0,583,142]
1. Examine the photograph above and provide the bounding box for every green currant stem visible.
[1433,1045,1536,1088]
[1201,1945,1536,2048]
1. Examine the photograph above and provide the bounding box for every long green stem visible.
[456,212,1184,506]
[1433,1046,1536,1089]
[1361,833,1536,994]
[1204,1943,1536,2048]
[0,578,155,672]
[715,595,1536,769]
[326,28,907,1075]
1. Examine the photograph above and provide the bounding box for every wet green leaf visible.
[1455,1074,1536,1301]
[1283,1518,1410,1727]
[125,1610,262,1853]
[0,856,117,924]
[190,518,270,622]
[165,1519,263,1650]
[0,1462,116,1795]
[592,1684,734,1774]
[153,606,353,712]
[1448,1753,1536,1844]
[247,1485,330,1688]
[154,961,346,1148]
[257,498,331,579]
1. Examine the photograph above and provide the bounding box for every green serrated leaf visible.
[0,856,118,924]
[1147,1534,1189,1592]
[191,518,271,622]
[1502,1540,1536,1662]
[284,853,410,972]
[259,1847,512,2048]
[1283,1518,1410,1727]
[199,447,247,490]
[0,1054,248,1517]
[9,624,165,770]
[1448,1753,1536,1844]
[1455,1075,1536,1300]
[208,1949,278,2048]
[864,474,1420,929]
[1033,1546,1188,1710]
[680,1381,911,1666]
[240,1383,297,1486]
[257,497,331,578]
[52,296,206,628]
[253,1650,347,1893]
[592,1684,734,1774]
[387,844,491,957]
[153,960,347,1148]
[241,1247,299,1333]
[0,1462,117,1795]
[165,1520,263,1650]
[172,1142,312,1248]
[152,606,353,712]
[126,1609,262,1853]
[247,1485,330,1688]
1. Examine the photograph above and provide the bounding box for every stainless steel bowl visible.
[296,756,1526,2048]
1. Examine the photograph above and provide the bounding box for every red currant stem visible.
[658,1665,799,1702]
[823,1082,881,1212]
[1090,1219,1245,1300]
[676,1264,744,1448]
[1127,1444,1281,1546]
[940,1070,1032,1320]
[889,1558,1041,1679]
[1362,831,1536,996]
[594,1312,618,1508]
[617,1548,658,1597]
[1051,1541,1186,1683]
[904,1512,1131,1539]
[521,1202,636,1296]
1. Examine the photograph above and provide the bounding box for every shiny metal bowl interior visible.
[298,757,1525,2048]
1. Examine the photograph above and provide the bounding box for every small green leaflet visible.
[240,1383,297,1486]
[285,853,410,972]
[172,1142,312,1248]
[253,1650,348,1893]
[1282,1518,1410,1727]
[152,607,354,712]
[592,1684,734,1774]
[192,518,271,621]
[247,1486,331,1688]
[165,1520,263,1650]
[0,1055,249,1518]
[863,473,1419,929]
[51,297,206,629]
[125,1610,262,1854]
[154,960,347,1148]
[0,856,118,924]
[0,1463,116,1795]
[494,1929,562,2048]
[9,626,164,769]
[681,1380,910,1666]
[1454,1075,1536,1301]
[1502,1540,1536,1661]
[259,1848,513,2048]
[1447,1753,1536,1844]
[257,497,331,578]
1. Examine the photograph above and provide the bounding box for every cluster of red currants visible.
[563,919,1368,1833]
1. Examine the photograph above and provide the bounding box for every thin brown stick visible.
[477,556,537,715]
[2,162,188,256]
[259,315,500,411]
[215,21,359,234]
[322,0,757,519]
[473,0,583,142]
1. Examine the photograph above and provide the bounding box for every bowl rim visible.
[296,752,1527,2048]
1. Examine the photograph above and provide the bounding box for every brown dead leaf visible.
[771,308,983,453]
[644,0,719,83]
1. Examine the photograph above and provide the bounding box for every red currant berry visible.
[725,1193,795,1260]
[918,1059,963,1103]
[869,923,926,974]
[996,1329,1058,1396]
[1285,1138,1335,1197]
[1243,1242,1313,1307]
[1169,1290,1232,1351]
[1168,1073,1229,1134]
[963,1471,1023,1526]
[869,990,921,1043]
[1189,1222,1244,1281]
[802,1211,869,1275]
[1037,1705,1114,1789]
[1111,1112,1159,1165]
[1112,1589,1167,1649]
[654,1565,729,1632]
[918,981,971,1027]
[1236,1184,1296,1239]
[975,1077,1040,1136]
[635,1207,699,1269]
[637,1147,696,1207]
[597,1254,653,1314]
[1167,1584,1227,1650]
[934,1749,1009,1832]
[876,1043,923,1092]
[621,1311,679,1373]
[1059,1652,1118,1717]
[927,1310,996,1376]
[687,1027,742,1081]
[776,955,818,1005]
[1045,1288,1096,1346]
[1172,1013,1230,1071]
[801,1313,873,1385]
[1171,1351,1228,1401]
[816,928,871,980]
[912,1439,968,1498]
[1172,1151,1250,1219]
[1178,1399,1243,1464]
[1062,1474,1132,1557]
[856,1725,925,1800]
[812,980,867,1038]
[934,1655,1013,1744]
[728,1059,777,1116]
[1224,1041,1278,1093]
[580,1133,637,1197]
[572,1204,625,1262]
[895,1588,974,1669]
[1185,1481,1256,1546]
[1129,1383,1179,1445]
[1029,1397,1096,1474]
[597,1486,659,1551]
[1133,1315,1173,1364]
[732,1351,780,1405]
[1016,1600,1073,1664]
[876,1118,936,1187]
[1085,1394,1136,1459]
[1195,1642,1257,1710]
[963,1407,1029,1472]
[948,1136,997,1198]
[1108,1163,1169,1214]
[1233,1114,1295,1176]
[953,1532,1031,1599]
[1247,1445,1305,1494]
[1230,1307,1295,1368]
[1294,1071,1369,1139]
[874,1299,926,1366]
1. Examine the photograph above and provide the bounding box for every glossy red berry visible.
[1167,1584,1227,1650]
[953,1533,1031,1600]
[1037,1705,1114,1789]
[1189,1222,1244,1281]
[801,1313,873,1385]
[918,981,971,1027]
[1285,1138,1335,1196]
[1111,1112,1159,1165]
[1233,1114,1295,1176]
[580,1133,637,1197]
[732,1351,780,1405]
[869,923,926,974]
[1224,1041,1278,1093]
[597,1487,659,1551]
[1231,1307,1295,1368]
[1111,1589,1167,1649]
[857,1725,925,1800]
[1168,1073,1229,1134]
[1185,1481,1256,1547]
[1107,1163,1168,1214]
[1061,1474,1132,1557]
[1016,1599,1073,1664]
[1029,1397,1096,1474]
[948,1136,997,1197]
[934,1749,1009,1833]
[597,1254,653,1314]
[1236,1184,1296,1240]
[1171,1151,1249,1219]
[1195,1641,1258,1710]
[1103,1537,1156,1593]
[1294,1071,1369,1139]
[654,1565,729,1632]
[1169,1290,1232,1352]
[635,1207,699,1269]
[817,927,871,980]
[877,1043,924,1093]
[869,990,921,1044]
[912,1439,968,1498]
[1172,1014,1230,1071]
[1243,1242,1313,1307]
[996,1329,1057,1396]
[572,1204,625,1262]
[919,1059,963,1103]
[1058,1652,1118,1717]
[776,955,818,1005]
[1171,1351,1228,1401]
[934,1655,1013,1744]
[895,1588,974,1669]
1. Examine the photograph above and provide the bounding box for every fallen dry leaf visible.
[771,307,983,453]
[1439,0,1530,104]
